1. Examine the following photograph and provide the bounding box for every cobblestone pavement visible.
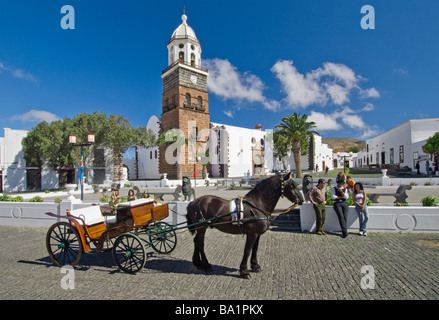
[1,225,438,300]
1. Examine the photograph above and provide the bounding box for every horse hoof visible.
[251,266,261,273]
[240,273,251,279]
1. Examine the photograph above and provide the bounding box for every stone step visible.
[270,208,301,232]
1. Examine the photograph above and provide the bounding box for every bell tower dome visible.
[167,14,202,67]
[159,12,210,180]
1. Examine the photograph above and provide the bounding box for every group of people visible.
[109,188,138,212]
[308,173,369,238]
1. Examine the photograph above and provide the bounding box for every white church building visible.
[356,118,439,173]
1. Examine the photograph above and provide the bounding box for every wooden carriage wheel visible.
[46,222,83,267]
[112,234,146,274]
[148,222,177,254]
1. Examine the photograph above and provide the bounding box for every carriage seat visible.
[68,205,105,226]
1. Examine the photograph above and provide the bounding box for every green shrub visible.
[394,202,409,207]
[54,198,62,203]
[421,196,438,207]
[100,194,109,203]
[29,196,44,202]
[0,194,11,201]
[10,196,23,202]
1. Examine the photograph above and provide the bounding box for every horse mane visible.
[245,175,281,204]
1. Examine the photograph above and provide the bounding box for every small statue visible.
[302,174,314,203]
[182,176,195,201]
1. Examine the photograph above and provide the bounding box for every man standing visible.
[309,179,327,235]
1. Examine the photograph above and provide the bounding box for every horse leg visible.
[193,227,212,273]
[239,233,258,279]
[250,234,262,272]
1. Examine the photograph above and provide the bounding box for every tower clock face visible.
[190,75,197,84]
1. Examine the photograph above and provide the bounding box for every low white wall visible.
[0,200,190,228]
[300,203,439,233]
[0,201,74,227]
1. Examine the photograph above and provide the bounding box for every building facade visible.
[356,118,439,173]
[159,13,210,179]
[0,128,114,193]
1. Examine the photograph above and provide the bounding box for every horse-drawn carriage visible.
[45,173,304,278]
[45,199,177,274]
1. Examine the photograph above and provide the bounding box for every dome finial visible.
[182,6,187,23]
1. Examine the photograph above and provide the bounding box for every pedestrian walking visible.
[352,182,369,236]
[309,178,327,235]
[416,161,421,175]
[426,160,430,175]
[332,174,349,238]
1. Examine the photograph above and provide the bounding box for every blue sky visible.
[1,0,438,141]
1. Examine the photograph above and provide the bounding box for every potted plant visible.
[421,196,438,207]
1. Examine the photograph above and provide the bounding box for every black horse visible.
[186,172,304,279]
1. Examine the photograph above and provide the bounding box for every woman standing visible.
[332,174,349,238]
[352,182,369,236]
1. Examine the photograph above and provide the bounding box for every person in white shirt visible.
[331,175,349,238]
[352,182,369,236]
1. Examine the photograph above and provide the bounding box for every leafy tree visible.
[422,131,439,172]
[22,112,156,182]
[275,113,319,178]
[272,130,289,171]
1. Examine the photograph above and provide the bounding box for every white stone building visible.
[355,118,439,173]
[276,134,334,173]
[0,128,115,192]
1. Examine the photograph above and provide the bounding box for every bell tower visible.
[159,13,210,179]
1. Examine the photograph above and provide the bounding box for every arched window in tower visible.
[191,53,196,67]
[185,93,191,108]
[197,96,203,110]
[179,51,184,62]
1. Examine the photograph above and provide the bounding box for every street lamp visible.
[337,151,353,174]
[69,134,95,200]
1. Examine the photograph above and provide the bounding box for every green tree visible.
[275,113,319,178]
[22,112,156,182]
[422,131,439,173]
[272,130,289,171]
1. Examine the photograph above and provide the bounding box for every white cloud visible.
[359,87,380,99]
[204,58,279,110]
[308,106,379,140]
[308,111,339,131]
[11,109,60,123]
[361,103,375,112]
[223,110,234,118]
[271,60,326,108]
[0,61,37,83]
[393,67,409,76]
[271,60,379,109]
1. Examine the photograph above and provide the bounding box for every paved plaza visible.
[1,223,438,300]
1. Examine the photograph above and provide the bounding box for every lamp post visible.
[337,151,353,174]
[69,134,95,201]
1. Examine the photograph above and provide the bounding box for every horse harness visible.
[194,175,294,233]
[194,196,271,234]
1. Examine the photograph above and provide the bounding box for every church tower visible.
[159,13,210,179]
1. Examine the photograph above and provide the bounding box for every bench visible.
[67,205,110,239]
[367,185,412,204]
[148,186,182,201]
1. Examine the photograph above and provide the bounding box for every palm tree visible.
[275,113,319,178]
